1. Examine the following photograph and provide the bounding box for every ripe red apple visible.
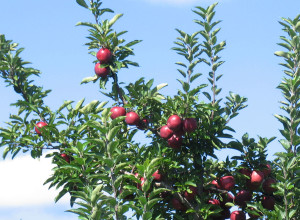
[160,125,173,139]
[250,170,264,186]
[238,168,251,177]
[208,198,220,206]
[211,180,221,189]
[60,153,70,163]
[220,176,235,191]
[96,48,112,63]
[167,134,182,149]
[94,63,110,77]
[152,170,162,181]
[261,196,275,210]
[262,178,277,194]
[35,121,48,135]
[234,190,252,207]
[184,186,197,201]
[125,112,140,125]
[110,106,126,120]
[137,119,148,130]
[261,163,272,177]
[230,211,246,220]
[171,197,185,211]
[167,115,182,131]
[183,118,197,133]
[245,179,260,191]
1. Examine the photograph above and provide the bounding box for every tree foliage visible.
[0,1,299,219]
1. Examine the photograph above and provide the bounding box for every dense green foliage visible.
[0,1,299,219]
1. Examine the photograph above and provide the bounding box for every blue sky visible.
[0,0,300,219]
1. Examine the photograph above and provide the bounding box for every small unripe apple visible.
[235,190,252,207]
[160,125,173,139]
[261,196,275,210]
[60,153,70,163]
[94,63,110,77]
[262,178,277,194]
[167,134,182,149]
[220,176,235,191]
[184,186,197,201]
[167,115,182,131]
[152,170,162,181]
[171,197,185,211]
[230,211,246,220]
[250,170,264,186]
[110,106,126,120]
[96,48,112,63]
[183,118,197,133]
[35,121,48,135]
[125,112,140,125]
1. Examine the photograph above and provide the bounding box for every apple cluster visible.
[94,48,112,77]
[160,115,197,149]
[206,164,277,220]
[110,106,148,129]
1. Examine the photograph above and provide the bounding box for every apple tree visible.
[0,0,299,219]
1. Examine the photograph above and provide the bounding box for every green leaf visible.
[58,100,74,112]
[108,14,123,27]
[76,0,89,8]
[80,76,98,84]
[107,126,121,142]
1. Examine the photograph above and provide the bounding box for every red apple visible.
[94,63,110,77]
[208,198,220,206]
[152,170,162,181]
[60,153,70,163]
[235,190,252,207]
[110,106,126,120]
[183,118,197,133]
[230,211,246,220]
[250,170,264,186]
[137,119,148,130]
[171,197,185,211]
[211,180,221,189]
[245,179,260,191]
[160,125,173,139]
[261,163,272,177]
[35,121,48,135]
[261,196,275,210]
[220,176,235,191]
[167,134,182,149]
[262,178,277,194]
[184,186,197,201]
[96,48,112,63]
[125,112,140,125]
[238,168,251,177]
[167,115,182,131]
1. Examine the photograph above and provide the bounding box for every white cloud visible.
[0,155,70,207]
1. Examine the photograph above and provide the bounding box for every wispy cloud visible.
[0,155,70,207]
